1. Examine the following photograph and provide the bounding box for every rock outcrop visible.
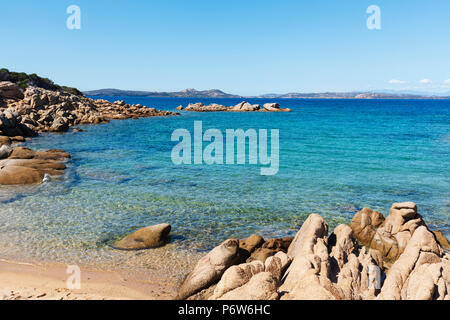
[0,80,178,185]
[350,202,425,268]
[179,101,291,112]
[184,103,228,112]
[262,103,291,112]
[209,260,265,300]
[1,85,177,135]
[217,272,279,300]
[0,81,24,99]
[378,226,450,300]
[0,149,70,185]
[0,108,36,137]
[176,239,240,300]
[247,236,293,263]
[230,102,260,112]
[178,202,450,300]
[112,223,172,250]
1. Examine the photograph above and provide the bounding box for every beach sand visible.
[0,258,177,300]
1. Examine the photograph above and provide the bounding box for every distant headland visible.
[84,88,450,99]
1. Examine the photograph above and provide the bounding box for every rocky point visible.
[0,81,178,185]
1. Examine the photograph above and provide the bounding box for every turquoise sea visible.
[0,98,449,277]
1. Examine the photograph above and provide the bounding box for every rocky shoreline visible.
[0,81,178,185]
[177,102,291,112]
[171,202,450,300]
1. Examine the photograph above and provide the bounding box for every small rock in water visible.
[112,223,171,250]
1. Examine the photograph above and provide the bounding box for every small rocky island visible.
[0,69,178,185]
[177,102,291,112]
[176,202,450,300]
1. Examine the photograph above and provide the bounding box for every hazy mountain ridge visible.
[84,88,450,99]
[84,88,242,98]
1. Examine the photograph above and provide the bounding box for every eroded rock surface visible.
[179,202,449,300]
[0,148,70,185]
[1,85,177,135]
[378,226,450,300]
[177,239,240,300]
[350,202,425,268]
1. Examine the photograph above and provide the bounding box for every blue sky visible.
[1,0,449,95]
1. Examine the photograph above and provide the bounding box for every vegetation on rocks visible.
[0,69,178,185]
[0,68,83,96]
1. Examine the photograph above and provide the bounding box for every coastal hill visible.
[85,88,450,99]
[85,88,242,98]
[0,68,83,96]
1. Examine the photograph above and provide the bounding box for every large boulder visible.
[231,102,260,112]
[237,234,265,261]
[209,260,265,299]
[0,147,69,185]
[112,223,171,250]
[185,103,228,112]
[0,81,24,99]
[378,226,450,300]
[349,207,385,246]
[281,219,378,300]
[247,236,293,263]
[178,206,449,301]
[0,108,36,137]
[0,136,11,146]
[264,251,291,280]
[239,234,265,255]
[8,147,70,161]
[263,103,280,111]
[280,214,332,298]
[50,117,69,132]
[286,213,329,258]
[262,102,291,112]
[0,145,12,159]
[350,202,425,267]
[432,231,450,249]
[177,239,240,300]
[0,158,66,174]
[0,164,44,185]
[217,272,279,300]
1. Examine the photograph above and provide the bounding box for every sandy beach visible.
[0,258,177,300]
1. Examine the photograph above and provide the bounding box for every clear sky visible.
[1,0,449,95]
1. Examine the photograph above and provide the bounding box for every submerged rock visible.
[0,148,70,185]
[112,223,171,250]
[0,164,45,185]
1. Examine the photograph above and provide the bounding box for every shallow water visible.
[0,98,449,275]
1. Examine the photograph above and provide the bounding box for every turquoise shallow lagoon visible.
[0,98,449,276]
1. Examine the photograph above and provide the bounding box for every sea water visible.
[0,98,448,277]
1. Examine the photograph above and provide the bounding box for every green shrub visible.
[0,68,84,96]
